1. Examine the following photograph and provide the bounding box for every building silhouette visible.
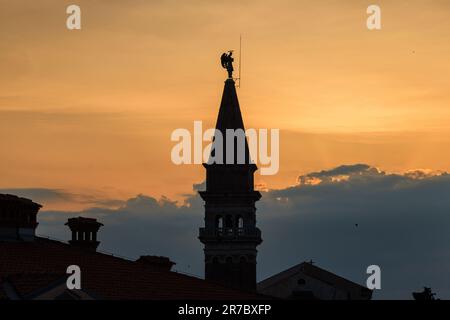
[258,261,372,300]
[0,74,371,300]
[199,78,262,292]
[0,194,264,300]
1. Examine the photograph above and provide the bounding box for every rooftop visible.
[0,236,265,300]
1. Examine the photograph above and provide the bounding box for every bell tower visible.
[199,76,262,292]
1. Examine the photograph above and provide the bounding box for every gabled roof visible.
[258,261,371,297]
[0,237,266,300]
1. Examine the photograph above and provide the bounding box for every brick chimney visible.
[65,217,103,251]
[136,256,176,272]
[0,194,41,241]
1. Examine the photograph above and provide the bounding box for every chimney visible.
[0,194,41,242]
[136,255,176,272]
[65,217,103,251]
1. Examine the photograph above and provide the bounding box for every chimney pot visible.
[65,217,103,251]
[136,255,176,272]
[0,194,41,242]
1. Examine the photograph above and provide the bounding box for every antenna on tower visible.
[237,34,242,88]
[222,36,242,85]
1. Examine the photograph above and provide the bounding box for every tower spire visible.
[198,70,262,292]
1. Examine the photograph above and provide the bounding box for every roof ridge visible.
[301,262,368,289]
[35,236,136,263]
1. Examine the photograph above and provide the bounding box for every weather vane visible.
[220,50,234,79]
[220,35,242,87]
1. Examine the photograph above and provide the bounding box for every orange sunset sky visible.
[1,0,450,210]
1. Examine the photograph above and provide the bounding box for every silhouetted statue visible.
[413,287,436,300]
[220,51,234,78]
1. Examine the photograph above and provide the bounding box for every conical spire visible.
[215,79,246,133]
[209,79,253,165]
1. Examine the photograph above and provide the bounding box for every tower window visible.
[237,216,244,234]
[215,216,223,234]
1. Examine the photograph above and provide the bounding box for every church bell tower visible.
[198,61,262,291]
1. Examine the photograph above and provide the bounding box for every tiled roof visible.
[2,273,67,299]
[0,237,264,300]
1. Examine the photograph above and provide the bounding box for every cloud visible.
[0,188,125,208]
[38,193,204,277]
[0,188,72,203]
[35,164,450,299]
[297,164,382,185]
[192,181,206,191]
[259,165,450,299]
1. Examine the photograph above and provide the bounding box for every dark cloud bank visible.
[35,164,450,299]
